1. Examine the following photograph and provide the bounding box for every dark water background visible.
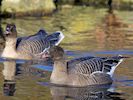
[0,6,133,100]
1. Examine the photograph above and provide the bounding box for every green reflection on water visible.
[2,6,133,51]
[1,7,106,51]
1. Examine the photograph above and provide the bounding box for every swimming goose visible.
[49,46,125,87]
[1,24,64,60]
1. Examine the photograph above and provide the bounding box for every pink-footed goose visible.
[1,24,64,60]
[49,46,125,87]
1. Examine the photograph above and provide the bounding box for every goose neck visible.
[54,59,67,72]
[50,58,68,84]
[5,38,17,47]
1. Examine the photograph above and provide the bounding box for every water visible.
[0,6,133,99]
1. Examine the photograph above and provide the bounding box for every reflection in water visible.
[3,80,16,96]
[108,0,112,12]
[95,8,128,50]
[3,61,16,96]
[50,84,124,100]
[104,11,127,50]
[2,60,49,96]
[1,7,133,51]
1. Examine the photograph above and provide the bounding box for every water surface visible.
[0,6,133,100]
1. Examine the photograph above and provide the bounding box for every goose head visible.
[49,46,64,61]
[4,24,17,40]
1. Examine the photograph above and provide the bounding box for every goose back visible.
[16,30,64,55]
[67,56,124,86]
[16,29,47,48]
[68,56,123,75]
[17,37,49,54]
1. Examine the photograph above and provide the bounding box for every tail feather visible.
[106,58,123,77]
[46,31,64,46]
[55,31,65,45]
[102,55,125,77]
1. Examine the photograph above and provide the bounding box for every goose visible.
[49,46,125,87]
[1,24,64,60]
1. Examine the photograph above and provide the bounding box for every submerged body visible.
[49,46,124,87]
[2,24,64,60]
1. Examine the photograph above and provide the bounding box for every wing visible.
[68,56,124,77]
[69,58,103,76]
[16,29,49,54]
[16,29,47,48]
[67,56,94,69]
[17,38,49,54]
[16,30,64,55]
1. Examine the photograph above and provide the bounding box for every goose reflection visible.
[50,84,124,100]
[95,7,128,50]
[2,61,16,96]
[2,59,48,96]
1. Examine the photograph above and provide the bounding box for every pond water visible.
[0,6,133,100]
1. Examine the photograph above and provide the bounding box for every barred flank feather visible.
[67,55,124,85]
[17,30,64,57]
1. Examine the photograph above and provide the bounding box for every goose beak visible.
[43,47,51,58]
[43,51,50,58]
[38,48,51,59]
[44,49,51,58]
